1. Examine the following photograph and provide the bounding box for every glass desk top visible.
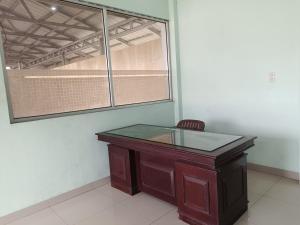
[103,124,243,152]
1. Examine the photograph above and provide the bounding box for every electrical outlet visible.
[269,72,276,82]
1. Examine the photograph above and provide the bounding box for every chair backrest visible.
[176,119,205,131]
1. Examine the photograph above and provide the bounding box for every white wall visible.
[0,0,174,217]
[176,0,300,173]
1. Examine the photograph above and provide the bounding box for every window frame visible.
[0,0,173,124]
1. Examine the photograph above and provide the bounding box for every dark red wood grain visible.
[108,144,139,195]
[176,161,219,225]
[138,152,176,204]
[177,119,205,131]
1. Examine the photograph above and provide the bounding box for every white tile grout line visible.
[235,176,284,225]
[3,207,65,225]
[47,180,110,207]
[4,186,130,225]
[261,177,283,196]
[52,191,133,225]
[3,175,286,225]
[248,177,284,208]
[148,208,178,225]
[239,176,284,224]
[262,179,300,208]
[251,193,263,207]
[1,178,110,225]
[49,207,69,225]
[147,172,281,225]
[248,171,283,194]
[238,177,287,225]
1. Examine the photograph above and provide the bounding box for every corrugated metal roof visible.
[0,0,164,69]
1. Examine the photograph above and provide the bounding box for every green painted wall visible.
[176,0,300,173]
[0,0,173,217]
[85,0,169,19]
[168,0,183,122]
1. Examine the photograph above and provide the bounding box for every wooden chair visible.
[176,119,205,131]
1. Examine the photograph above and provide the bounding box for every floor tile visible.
[76,193,175,225]
[242,196,300,225]
[234,218,257,225]
[51,188,121,225]
[6,171,300,225]
[95,184,130,202]
[150,209,188,225]
[6,209,65,225]
[248,191,262,207]
[247,170,281,195]
[265,178,300,206]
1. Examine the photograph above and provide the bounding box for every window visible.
[107,12,171,106]
[0,0,172,122]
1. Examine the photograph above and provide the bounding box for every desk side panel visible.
[218,154,248,225]
[108,144,138,195]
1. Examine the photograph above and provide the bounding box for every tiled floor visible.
[5,170,300,225]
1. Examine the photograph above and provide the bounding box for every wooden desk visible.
[96,124,256,225]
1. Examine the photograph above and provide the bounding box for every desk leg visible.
[108,144,139,195]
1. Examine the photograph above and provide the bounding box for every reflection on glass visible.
[2,0,110,119]
[107,11,170,106]
[104,124,243,152]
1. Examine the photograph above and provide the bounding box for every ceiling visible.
[0,0,163,69]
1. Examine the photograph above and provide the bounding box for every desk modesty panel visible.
[96,124,256,225]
